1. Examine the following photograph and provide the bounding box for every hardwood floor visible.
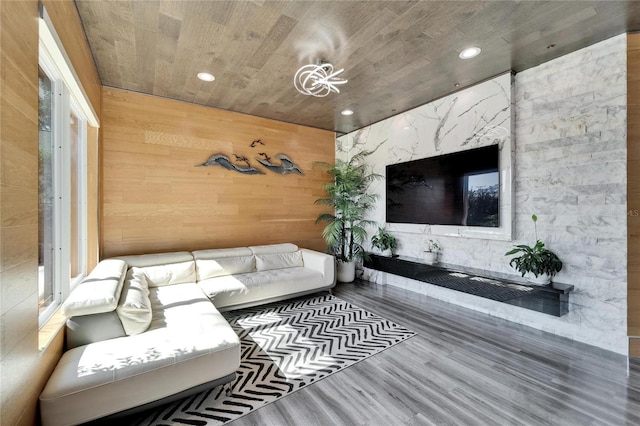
[231,280,640,426]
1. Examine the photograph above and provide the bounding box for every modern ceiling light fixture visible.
[459,47,481,59]
[341,109,354,116]
[197,72,215,82]
[294,62,347,97]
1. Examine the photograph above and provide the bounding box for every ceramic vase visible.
[525,272,551,285]
[423,251,438,265]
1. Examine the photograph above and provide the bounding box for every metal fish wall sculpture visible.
[196,153,265,175]
[196,139,305,176]
[255,153,304,175]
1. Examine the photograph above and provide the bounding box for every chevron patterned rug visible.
[135,294,415,425]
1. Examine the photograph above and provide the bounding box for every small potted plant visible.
[423,239,441,265]
[371,227,398,257]
[505,214,563,285]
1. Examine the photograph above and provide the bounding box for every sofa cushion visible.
[133,261,196,287]
[198,267,326,309]
[61,259,128,317]
[115,251,194,268]
[248,243,299,255]
[255,251,303,271]
[147,283,228,331]
[196,256,255,280]
[116,270,152,335]
[192,247,255,280]
[193,247,253,260]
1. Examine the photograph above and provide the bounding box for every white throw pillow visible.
[196,256,255,280]
[255,251,303,271]
[134,261,196,287]
[116,270,152,335]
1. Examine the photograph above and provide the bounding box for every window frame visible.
[71,102,89,286]
[37,6,97,328]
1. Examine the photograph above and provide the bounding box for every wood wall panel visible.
[631,337,640,358]
[41,0,102,118]
[0,1,41,425]
[0,0,102,424]
[629,33,640,348]
[101,88,335,258]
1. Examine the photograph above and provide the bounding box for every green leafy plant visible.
[505,214,563,278]
[315,149,382,262]
[371,227,398,255]
[425,239,441,252]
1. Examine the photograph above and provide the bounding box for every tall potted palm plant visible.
[315,150,381,282]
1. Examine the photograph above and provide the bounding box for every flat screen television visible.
[386,145,500,227]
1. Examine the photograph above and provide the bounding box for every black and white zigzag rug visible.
[134,294,415,425]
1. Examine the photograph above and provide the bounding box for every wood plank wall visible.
[0,1,102,424]
[629,33,640,357]
[0,1,40,424]
[101,88,335,258]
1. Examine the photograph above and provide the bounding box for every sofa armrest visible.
[300,249,336,287]
[65,311,126,350]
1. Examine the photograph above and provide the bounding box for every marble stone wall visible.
[338,73,515,242]
[337,34,628,354]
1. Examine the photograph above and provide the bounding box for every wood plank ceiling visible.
[75,0,640,134]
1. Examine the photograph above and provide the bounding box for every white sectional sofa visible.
[39,243,335,426]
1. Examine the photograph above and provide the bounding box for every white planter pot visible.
[525,272,551,285]
[423,251,438,265]
[382,249,392,257]
[337,260,356,283]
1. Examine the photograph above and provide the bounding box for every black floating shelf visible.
[364,254,573,317]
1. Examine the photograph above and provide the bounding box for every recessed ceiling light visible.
[459,47,481,59]
[454,83,460,87]
[197,72,215,82]
[341,109,354,116]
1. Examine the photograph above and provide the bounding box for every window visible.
[38,7,97,327]
[38,67,55,318]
